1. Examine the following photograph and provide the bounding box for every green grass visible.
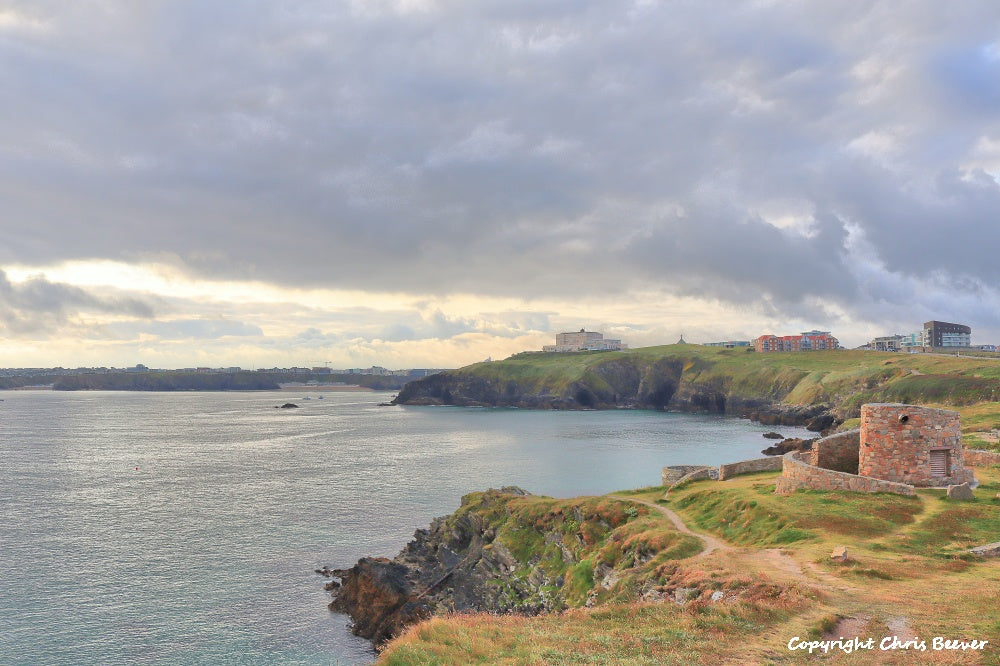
[436,490,702,612]
[447,346,1000,425]
[670,479,923,547]
[883,478,1000,557]
[376,469,1000,665]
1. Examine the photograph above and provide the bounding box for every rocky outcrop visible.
[327,558,430,645]
[761,437,816,456]
[329,487,553,645]
[392,357,841,431]
[327,487,692,646]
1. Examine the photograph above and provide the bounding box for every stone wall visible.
[775,451,915,496]
[810,429,860,474]
[662,465,713,486]
[858,404,974,487]
[718,456,783,480]
[965,449,1000,467]
[668,467,717,490]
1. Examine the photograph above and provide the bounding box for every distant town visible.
[1,319,994,386]
[540,319,996,356]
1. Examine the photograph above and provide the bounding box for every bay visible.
[0,390,811,665]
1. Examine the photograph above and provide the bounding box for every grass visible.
[668,479,923,547]
[449,347,1000,438]
[377,465,1000,664]
[435,489,703,612]
[380,586,809,665]
[879,476,1000,557]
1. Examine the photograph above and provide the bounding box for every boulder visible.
[673,587,697,605]
[806,413,837,432]
[830,546,849,562]
[968,542,1000,558]
[947,482,974,500]
[762,431,784,440]
[762,437,815,456]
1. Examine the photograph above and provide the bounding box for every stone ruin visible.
[776,403,976,496]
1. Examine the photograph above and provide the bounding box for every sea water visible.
[0,390,812,665]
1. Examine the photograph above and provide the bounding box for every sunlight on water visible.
[0,391,811,664]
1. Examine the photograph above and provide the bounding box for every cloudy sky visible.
[1,1,998,369]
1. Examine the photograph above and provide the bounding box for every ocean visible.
[0,390,811,665]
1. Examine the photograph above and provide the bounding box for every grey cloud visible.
[1,0,999,333]
[0,269,155,335]
[106,319,262,340]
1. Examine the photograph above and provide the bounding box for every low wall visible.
[775,452,915,496]
[662,465,713,485]
[718,456,783,480]
[811,429,860,474]
[965,449,1000,467]
[669,467,717,490]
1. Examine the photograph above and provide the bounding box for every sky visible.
[1,1,999,369]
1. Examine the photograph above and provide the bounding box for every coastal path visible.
[609,495,727,557]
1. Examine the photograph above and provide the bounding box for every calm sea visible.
[0,390,811,665]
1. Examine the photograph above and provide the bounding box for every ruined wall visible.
[775,452,915,496]
[965,449,1000,467]
[661,465,713,486]
[718,456,783,480]
[859,404,974,487]
[810,429,860,474]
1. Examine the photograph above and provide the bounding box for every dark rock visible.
[806,413,837,432]
[277,403,299,409]
[327,487,562,646]
[762,437,816,456]
[762,431,784,439]
[328,557,431,645]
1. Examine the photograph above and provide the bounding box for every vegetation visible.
[378,466,1000,664]
[437,491,703,611]
[436,346,1000,451]
[671,477,923,546]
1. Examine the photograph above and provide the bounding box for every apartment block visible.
[753,330,839,353]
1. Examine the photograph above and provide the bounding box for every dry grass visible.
[376,466,1000,664]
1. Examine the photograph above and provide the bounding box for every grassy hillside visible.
[378,466,1000,664]
[406,346,1000,451]
[478,346,1000,407]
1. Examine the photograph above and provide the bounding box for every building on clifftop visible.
[542,329,627,352]
[776,403,975,495]
[753,330,839,352]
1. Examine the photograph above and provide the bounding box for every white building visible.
[543,329,627,352]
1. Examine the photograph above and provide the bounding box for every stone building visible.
[776,403,975,495]
[858,404,974,487]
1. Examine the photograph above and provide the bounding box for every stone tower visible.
[858,404,974,487]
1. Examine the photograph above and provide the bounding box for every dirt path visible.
[609,495,728,557]
[611,495,857,592]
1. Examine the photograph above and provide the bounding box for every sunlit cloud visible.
[2,1,999,367]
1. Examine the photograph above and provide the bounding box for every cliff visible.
[328,487,701,645]
[392,346,1000,429]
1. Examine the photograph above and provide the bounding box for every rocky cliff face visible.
[327,487,701,646]
[326,557,431,645]
[393,356,838,431]
[393,357,688,410]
